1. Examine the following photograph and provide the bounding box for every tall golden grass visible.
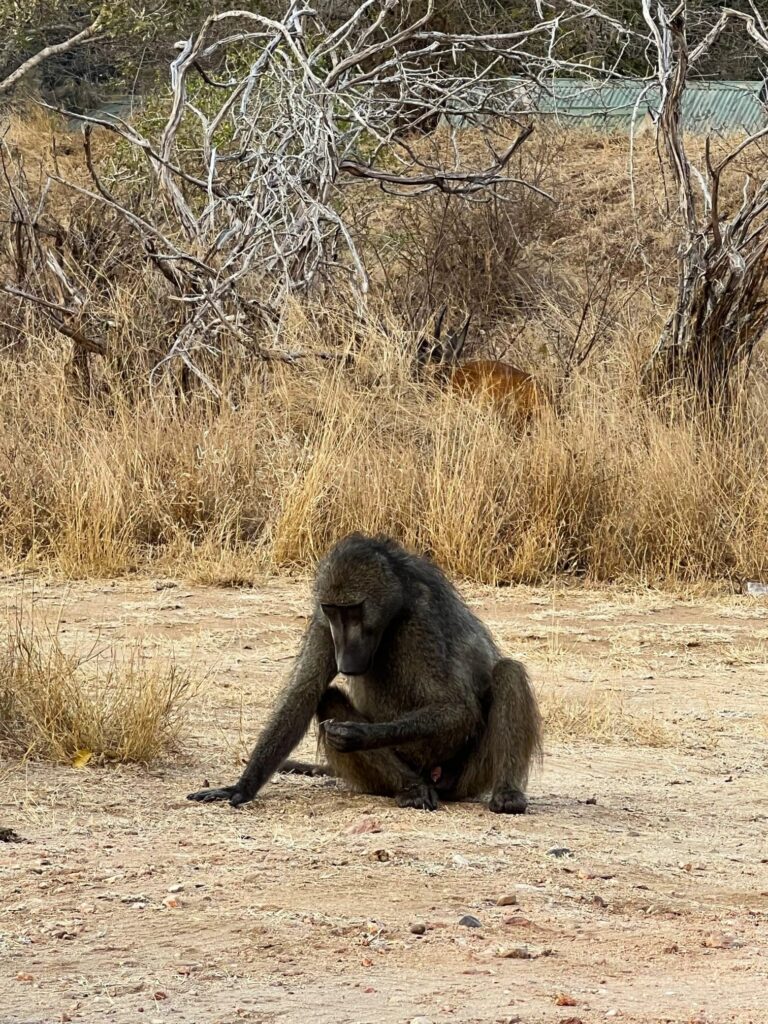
[1,327,767,585]
[0,115,767,586]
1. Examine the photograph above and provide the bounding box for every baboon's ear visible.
[447,314,471,361]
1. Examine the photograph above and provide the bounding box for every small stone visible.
[346,816,382,835]
[409,921,426,935]
[167,884,184,893]
[585,796,598,805]
[495,894,517,906]
[0,828,22,843]
[546,846,572,858]
[458,914,482,928]
[409,1017,432,1024]
[496,944,532,959]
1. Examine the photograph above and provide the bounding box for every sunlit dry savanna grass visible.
[0,112,767,588]
[1,338,767,587]
[0,615,195,764]
[539,688,676,747]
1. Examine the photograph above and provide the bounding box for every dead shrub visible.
[0,616,195,764]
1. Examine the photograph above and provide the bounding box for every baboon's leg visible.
[318,686,438,811]
[450,659,542,814]
[277,759,333,777]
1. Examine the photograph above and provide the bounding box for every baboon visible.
[188,534,541,813]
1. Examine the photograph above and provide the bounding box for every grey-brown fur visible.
[187,534,542,812]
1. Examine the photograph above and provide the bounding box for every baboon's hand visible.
[187,783,250,807]
[323,720,369,752]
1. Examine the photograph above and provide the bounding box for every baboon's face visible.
[320,602,381,676]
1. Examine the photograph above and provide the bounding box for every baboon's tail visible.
[491,658,543,790]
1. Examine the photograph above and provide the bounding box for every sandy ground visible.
[1,575,767,1024]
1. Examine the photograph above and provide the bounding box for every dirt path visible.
[1,577,767,1024]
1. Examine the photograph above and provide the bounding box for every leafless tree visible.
[5,1,592,394]
[4,1,767,410]
[636,2,768,412]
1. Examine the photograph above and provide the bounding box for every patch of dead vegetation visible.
[540,688,677,747]
[0,617,196,764]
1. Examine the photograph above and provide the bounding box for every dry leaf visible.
[556,993,578,1006]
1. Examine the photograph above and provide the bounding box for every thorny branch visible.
[17,1,574,392]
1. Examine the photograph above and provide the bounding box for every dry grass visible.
[1,339,767,587]
[540,687,677,747]
[0,616,195,764]
[0,117,767,586]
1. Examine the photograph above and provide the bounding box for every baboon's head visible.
[314,534,405,676]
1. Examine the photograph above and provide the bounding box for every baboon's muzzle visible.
[336,642,374,677]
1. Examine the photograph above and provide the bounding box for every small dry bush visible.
[540,688,676,747]
[0,618,195,764]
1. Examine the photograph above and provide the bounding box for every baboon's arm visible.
[188,616,337,807]
[324,703,475,753]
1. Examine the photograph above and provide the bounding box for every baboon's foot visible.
[187,783,250,807]
[396,783,439,811]
[488,788,528,814]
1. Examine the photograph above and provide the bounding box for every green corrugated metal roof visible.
[527,78,767,133]
[447,78,767,133]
